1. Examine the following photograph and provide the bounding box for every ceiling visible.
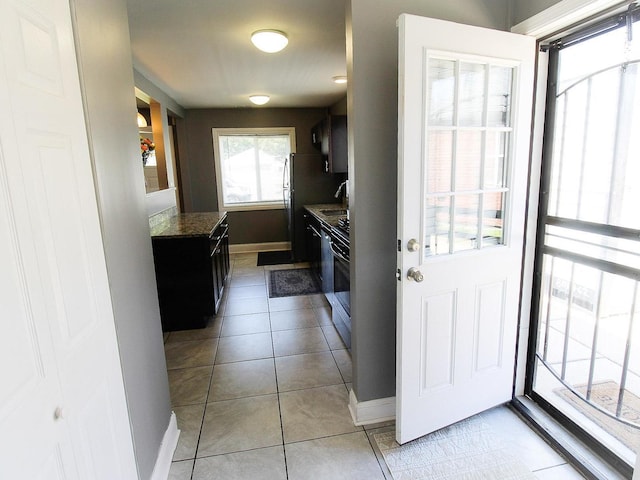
[126,0,347,109]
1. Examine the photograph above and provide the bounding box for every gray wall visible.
[346,0,510,402]
[510,0,564,26]
[181,107,329,244]
[71,0,171,477]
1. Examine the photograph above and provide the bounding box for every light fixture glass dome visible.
[251,30,288,53]
[136,112,148,128]
[249,95,270,105]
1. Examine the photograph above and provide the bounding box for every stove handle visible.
[308,224,322,238]
[329,241,350,263]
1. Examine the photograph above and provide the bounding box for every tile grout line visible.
[364,428,394,479]
[266,265,291,480]
[186,256,234,480]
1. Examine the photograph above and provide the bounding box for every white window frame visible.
[212,127,296,211]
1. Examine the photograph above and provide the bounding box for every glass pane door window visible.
[424,56,514,257]
[531,11,640,469]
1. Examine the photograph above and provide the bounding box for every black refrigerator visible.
[283,153,344,262]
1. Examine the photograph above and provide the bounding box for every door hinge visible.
[397,239,401,252]
[396,268,402,281]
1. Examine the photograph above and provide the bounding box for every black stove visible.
[332,217,350,244]
[328,216,350,349]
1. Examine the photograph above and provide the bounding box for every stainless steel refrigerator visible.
[283,153,344,262]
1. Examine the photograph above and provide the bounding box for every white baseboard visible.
[150,412,180,480]
[348,389,396,426]
[230,241,291,254]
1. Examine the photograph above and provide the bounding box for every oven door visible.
[330,234,351,348]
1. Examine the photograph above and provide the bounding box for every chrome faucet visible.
[334,180,349,199]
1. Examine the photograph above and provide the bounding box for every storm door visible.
[528,6,640,471]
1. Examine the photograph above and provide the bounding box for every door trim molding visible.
[511,0,623,38]
[348,390,395,426]
[150,412,180,480]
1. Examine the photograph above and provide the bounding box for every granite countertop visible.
[304,203,347,227]
[150,212,227,238]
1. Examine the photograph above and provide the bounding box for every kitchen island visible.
[151,212,229,331]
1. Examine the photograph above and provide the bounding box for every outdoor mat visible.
[268,268,321,298]
[257,250,292,266]
[555,380,640,451]
[373,418,537,480]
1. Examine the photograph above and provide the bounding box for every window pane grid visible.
[424,55,514,257]
[213,129,293,209]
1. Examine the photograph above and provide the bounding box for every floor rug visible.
[268,268,321,298]
[373,418,537,480]
[257,250,292,266]
[555,380,640,451]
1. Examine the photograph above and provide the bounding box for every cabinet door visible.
[311,120,325,152]
[210,219,229,315]
[210,246,221,315]
[305,214,323,282]
[328,115,348,173]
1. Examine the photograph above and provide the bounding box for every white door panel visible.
[0,0,137,477]
[397,14,535,444]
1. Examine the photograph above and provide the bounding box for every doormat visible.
[268,268,321,298]
[257,250,292,266]
[373,418,537,480]
[555,380,640,451]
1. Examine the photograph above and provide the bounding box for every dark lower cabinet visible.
[304,213,322,284]
[152,217,229,331]
[210,222,230,315]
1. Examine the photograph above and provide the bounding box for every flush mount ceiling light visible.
[251,29,288,53]
[249,95,270,105]
[332,76,347,84]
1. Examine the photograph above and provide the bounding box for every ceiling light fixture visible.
[251,29,288,53]
[249,95,270,105]
[332,76,347,84]
[136,112,148,128]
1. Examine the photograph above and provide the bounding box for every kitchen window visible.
[212,127,296,211]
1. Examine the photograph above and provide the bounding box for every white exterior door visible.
[0,0,138,478]
[396,14,535,444]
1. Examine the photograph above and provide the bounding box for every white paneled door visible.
[396,14,535,444]
[0,0,137,478]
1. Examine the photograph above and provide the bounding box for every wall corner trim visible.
[348,389,396,426]
[150,412,180,480]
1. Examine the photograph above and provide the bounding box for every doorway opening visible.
[527,6,640,472]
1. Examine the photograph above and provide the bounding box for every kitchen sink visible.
[320,209,347,216]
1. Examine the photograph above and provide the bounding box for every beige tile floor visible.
[165,253,586,480]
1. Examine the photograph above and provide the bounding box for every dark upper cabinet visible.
[311,114,348,174]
